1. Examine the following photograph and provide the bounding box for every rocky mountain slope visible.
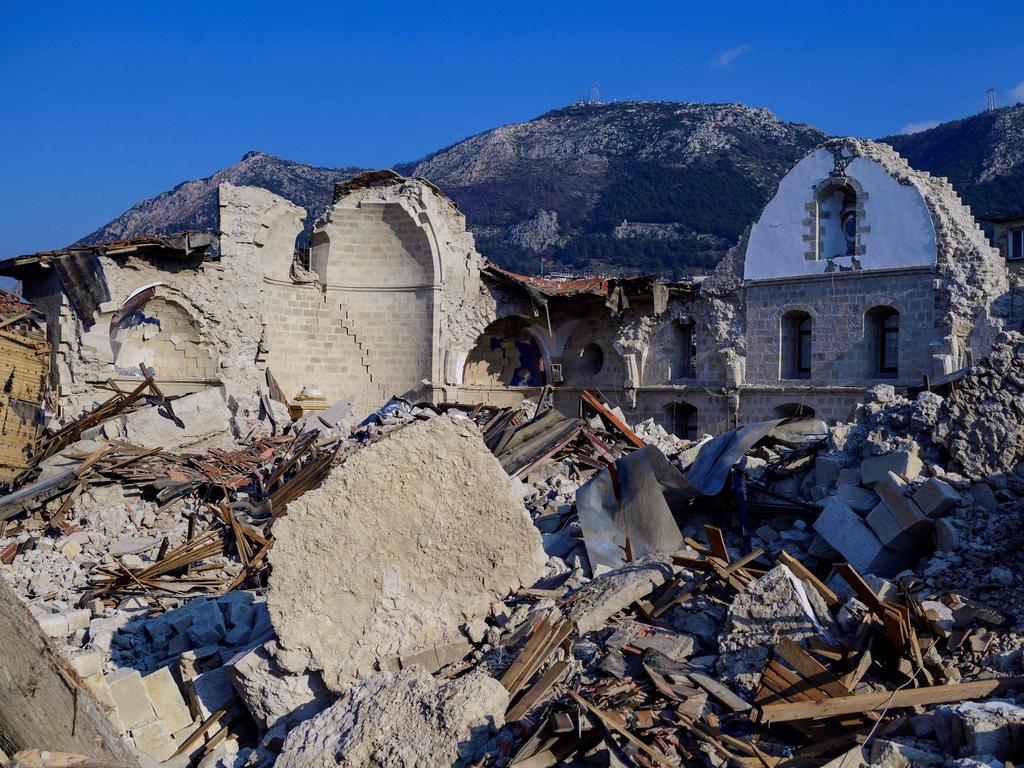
[881,102,1024,221]
[75,101,1024,276]
[77,152,363,246]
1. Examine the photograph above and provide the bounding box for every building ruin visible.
[1,138,1016,439]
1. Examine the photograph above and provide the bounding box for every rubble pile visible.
[1,344,1023,768]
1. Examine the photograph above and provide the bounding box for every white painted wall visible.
[743,150,937,280]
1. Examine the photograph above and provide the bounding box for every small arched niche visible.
[774,403,816,418]
[816,179,859,260]
[110,295,216,382]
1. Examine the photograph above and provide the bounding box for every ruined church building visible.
[3,138,1014,437]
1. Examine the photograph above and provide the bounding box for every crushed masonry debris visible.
[2,303,1024,767]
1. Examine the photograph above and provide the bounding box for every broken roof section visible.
[0,232,218,327]
[482,263,694,315]
[0,231,219,279]
[333,169,449,205]
[0,287,36,318]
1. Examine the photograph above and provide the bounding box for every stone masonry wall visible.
[744,268,938,389]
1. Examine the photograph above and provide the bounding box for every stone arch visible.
[774,402,816,418]
[255,200,306,282]
[110,293,216,381]
[462,316,547,387]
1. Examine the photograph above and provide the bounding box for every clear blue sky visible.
[2,0,1022,257]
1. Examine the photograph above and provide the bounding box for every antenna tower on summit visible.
[591,83,601,104]
[986,88,996,111]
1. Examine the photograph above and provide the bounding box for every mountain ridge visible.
[75,101,1024,275]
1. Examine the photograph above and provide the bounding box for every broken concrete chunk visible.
[873,472,933,548]
[567,556,674,633]
[860,451,923,487]
[267,416,546,691]
[188,667,235,720]
[143,666,193,733]
[36,612,69,638]
[913,477,961,518]
[224,641,334,730]
[606,620,694,661]
[275,668,508,768]
[69,650,103,679]
[935,700,1024,759]
[107,668,157,730]
[187,599,227,647]
[717,564,836,696]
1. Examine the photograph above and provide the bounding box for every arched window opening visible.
[663,401,698,441]
[463,317,546,387]
[671,319,697,379]
[817,182,858,260]
[780,311,812,380]
[866,306,899,378]
[577,343,605,377]
[774,403,816,418]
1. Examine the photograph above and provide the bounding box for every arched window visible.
[866,306,899,378]
[780,311,812,380]
[671,319,697,379]
[663,401,698,441]
[577,343,605,377]
[816,181,858,260]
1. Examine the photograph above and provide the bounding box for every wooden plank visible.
[774,637,852,698]
[567,691,676,768]
[704,525,730,563]
[507,660,569,721]
[579,391,645,449]
[755,676,1024,723]
[688,672,751,713]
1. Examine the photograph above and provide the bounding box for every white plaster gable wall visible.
[743,150,937,280]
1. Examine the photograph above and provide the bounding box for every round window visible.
[578,343,604,377]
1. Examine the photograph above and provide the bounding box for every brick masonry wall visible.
[744,268,939,389]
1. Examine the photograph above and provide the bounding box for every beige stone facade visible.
[4,139,1016,440]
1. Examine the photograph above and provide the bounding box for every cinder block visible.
[107,669,157,730]
[913,478,961,518]
[144,666,193,733]
[861,451,923,487]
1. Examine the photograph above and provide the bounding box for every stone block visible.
[860,451,923,487]
[873,473,932,538]
[187,599,227,647]
[933,519,959,552]
[813,496,902,576]
[837,467,861,486]
[866,503,920,554]
[132,717,176,762]
[65,609,91,632]
[36,612,69,638]
[144,666,194,733]
[107,669,157,730]
[70,650,103,678]
[815,454,846,487]
[83,672,116,710]
[835,483,879,514]
[913,478,961,518]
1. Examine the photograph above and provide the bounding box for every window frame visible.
[1009,226,1024,261]
[796,316,812,376]
[879,312,899,374]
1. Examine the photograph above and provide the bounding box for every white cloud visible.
[900,120,940,135]
[1008,81,1024,104]
[711,45,749,68]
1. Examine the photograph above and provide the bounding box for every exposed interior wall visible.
[463,316,546,387]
